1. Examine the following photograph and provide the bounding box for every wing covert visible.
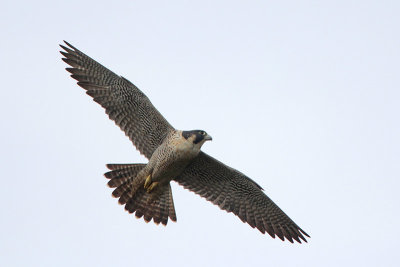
[174,152,310,243]
[60,41,174,159]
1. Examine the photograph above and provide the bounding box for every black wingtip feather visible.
[275,231,285,241]
[59,50,68,57]
[298,231,309,243]
[282,227,295,243]
[59,44,70,53]
[301,229,311,238]
[61,57,75,65]
[62,58,81,69]
[63,40,77,51]
[60,45,78,58]
[292,235,301,244]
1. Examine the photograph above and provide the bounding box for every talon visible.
[144,175,152,189]
[146,182,159,193]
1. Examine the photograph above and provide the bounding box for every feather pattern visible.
[60,41,174,159]
[61,42,309,243]
[104,164,176,225]
[175,152,310,243]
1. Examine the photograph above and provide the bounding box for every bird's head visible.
[182,130,212,148]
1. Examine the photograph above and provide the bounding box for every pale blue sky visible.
[1,1,399,266]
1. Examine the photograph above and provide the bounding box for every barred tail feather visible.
[104,163,177,226]
[125,183,177,225]
[105,163,146,188]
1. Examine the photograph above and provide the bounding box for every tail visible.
[104,164,177,225]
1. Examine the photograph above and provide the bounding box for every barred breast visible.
[149,131,200,183]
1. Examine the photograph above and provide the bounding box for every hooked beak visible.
[204,134,212,141]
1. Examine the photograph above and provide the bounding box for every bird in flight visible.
[60,41,310,243]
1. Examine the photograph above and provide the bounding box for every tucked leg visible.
[144,174,152,189]
[146,181,159,193]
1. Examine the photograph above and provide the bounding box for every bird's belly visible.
[152,159,190,184]
[151,143,198,184]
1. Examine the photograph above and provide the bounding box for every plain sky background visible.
[1,1,399,266]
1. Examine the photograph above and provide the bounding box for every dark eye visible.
[200,131,206,136]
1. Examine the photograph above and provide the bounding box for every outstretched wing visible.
[174,152,310,243]
[60,41,174,159]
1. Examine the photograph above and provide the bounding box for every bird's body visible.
[61,41,310,243]
[138,130,211,199]
[146,130,211,186]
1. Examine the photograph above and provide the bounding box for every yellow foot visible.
[144,175,152,189]
[146,181,159,193]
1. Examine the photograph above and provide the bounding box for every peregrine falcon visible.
[60,41,310,243]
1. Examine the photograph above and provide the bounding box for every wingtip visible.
[302,230,311,238]
[63,40,75,50]
[294,230,309,244]
[59,41,79,55]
